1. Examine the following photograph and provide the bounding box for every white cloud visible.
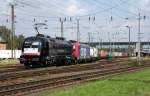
[129,0,150,14]
[0,10,10,16]
[0,0,150,42]
[66,0,88,16]
[67,4,78,15]
[6,0,13,3]
[66,4,88,16]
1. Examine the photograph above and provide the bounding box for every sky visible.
[0,0,150,42]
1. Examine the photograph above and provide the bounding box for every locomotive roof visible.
[25,36,72,46]
[53,38,71,46]
[25,36,49,41]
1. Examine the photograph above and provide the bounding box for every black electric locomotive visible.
[20,34,75,68]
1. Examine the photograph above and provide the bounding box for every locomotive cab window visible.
[32,42,41,48]
[24,41,41,49]
[23,39,41,55]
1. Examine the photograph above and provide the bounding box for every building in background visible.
[0,37,6,50]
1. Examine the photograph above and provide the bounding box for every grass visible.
[117,59,138,66]
[0,59,20,66]
[39,68,150,96]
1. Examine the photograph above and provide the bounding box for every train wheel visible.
[72,59,77,65]
[43,60,49,67]
[66,59,72,65]
[56,60,61,66]
[46,60,51,67]
[41,62,48,67]
[48,60,52,66]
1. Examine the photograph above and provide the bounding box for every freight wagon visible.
[98,50,128,58]
[90,47,98,61]
[72,41,91,63]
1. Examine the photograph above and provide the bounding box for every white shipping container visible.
[90,47,94,57]
[93,47,98,57]
[118,52,122,57]
[113,52,119,57]
[90,47,98,58]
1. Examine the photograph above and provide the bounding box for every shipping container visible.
[98,50,106,58]
[0,50,21,59]
[90,47,98,58]
[112,52,119,57]
[90,47,94,57]
[118,52,122,57]
[93,47,98,57]
[108,51,112,57]
[122,52,128,57]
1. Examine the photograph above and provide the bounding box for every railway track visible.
[0,64,149,96]
[0,66,25,74]
[0,61,122,83]
[0,58,126,74]
[0,58,132,86]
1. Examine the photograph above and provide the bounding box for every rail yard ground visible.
[37,68,150,96]
[1,0,150,96]
[0,57,149,96]
[0,59,20,66]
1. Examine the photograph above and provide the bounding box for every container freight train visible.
[20,34,98,68]
[98,50,128,58]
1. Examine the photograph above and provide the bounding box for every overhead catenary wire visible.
[0,0,150,43]
[77,0,137,18]
[14,0,71,18]
[118,0,150,15]
[93,0,137,16]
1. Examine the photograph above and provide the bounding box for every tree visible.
[0,26,25,49]
[17,35,25,49]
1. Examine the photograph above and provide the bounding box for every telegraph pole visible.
[77,19,80,41]
[112,33,115,52]
[97,31,102,49]
[108,32,111,52]
[148,33,150,50]
[91,32,94,46]
[11,4,15,59]
[88,32,91,45]
[97,32,100,49]
[128,26,131,56]
[101,39,102,49]
[126,26,131,56]
[61,21,64,37]
[138,13,141,65]
[60,18,66,38]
